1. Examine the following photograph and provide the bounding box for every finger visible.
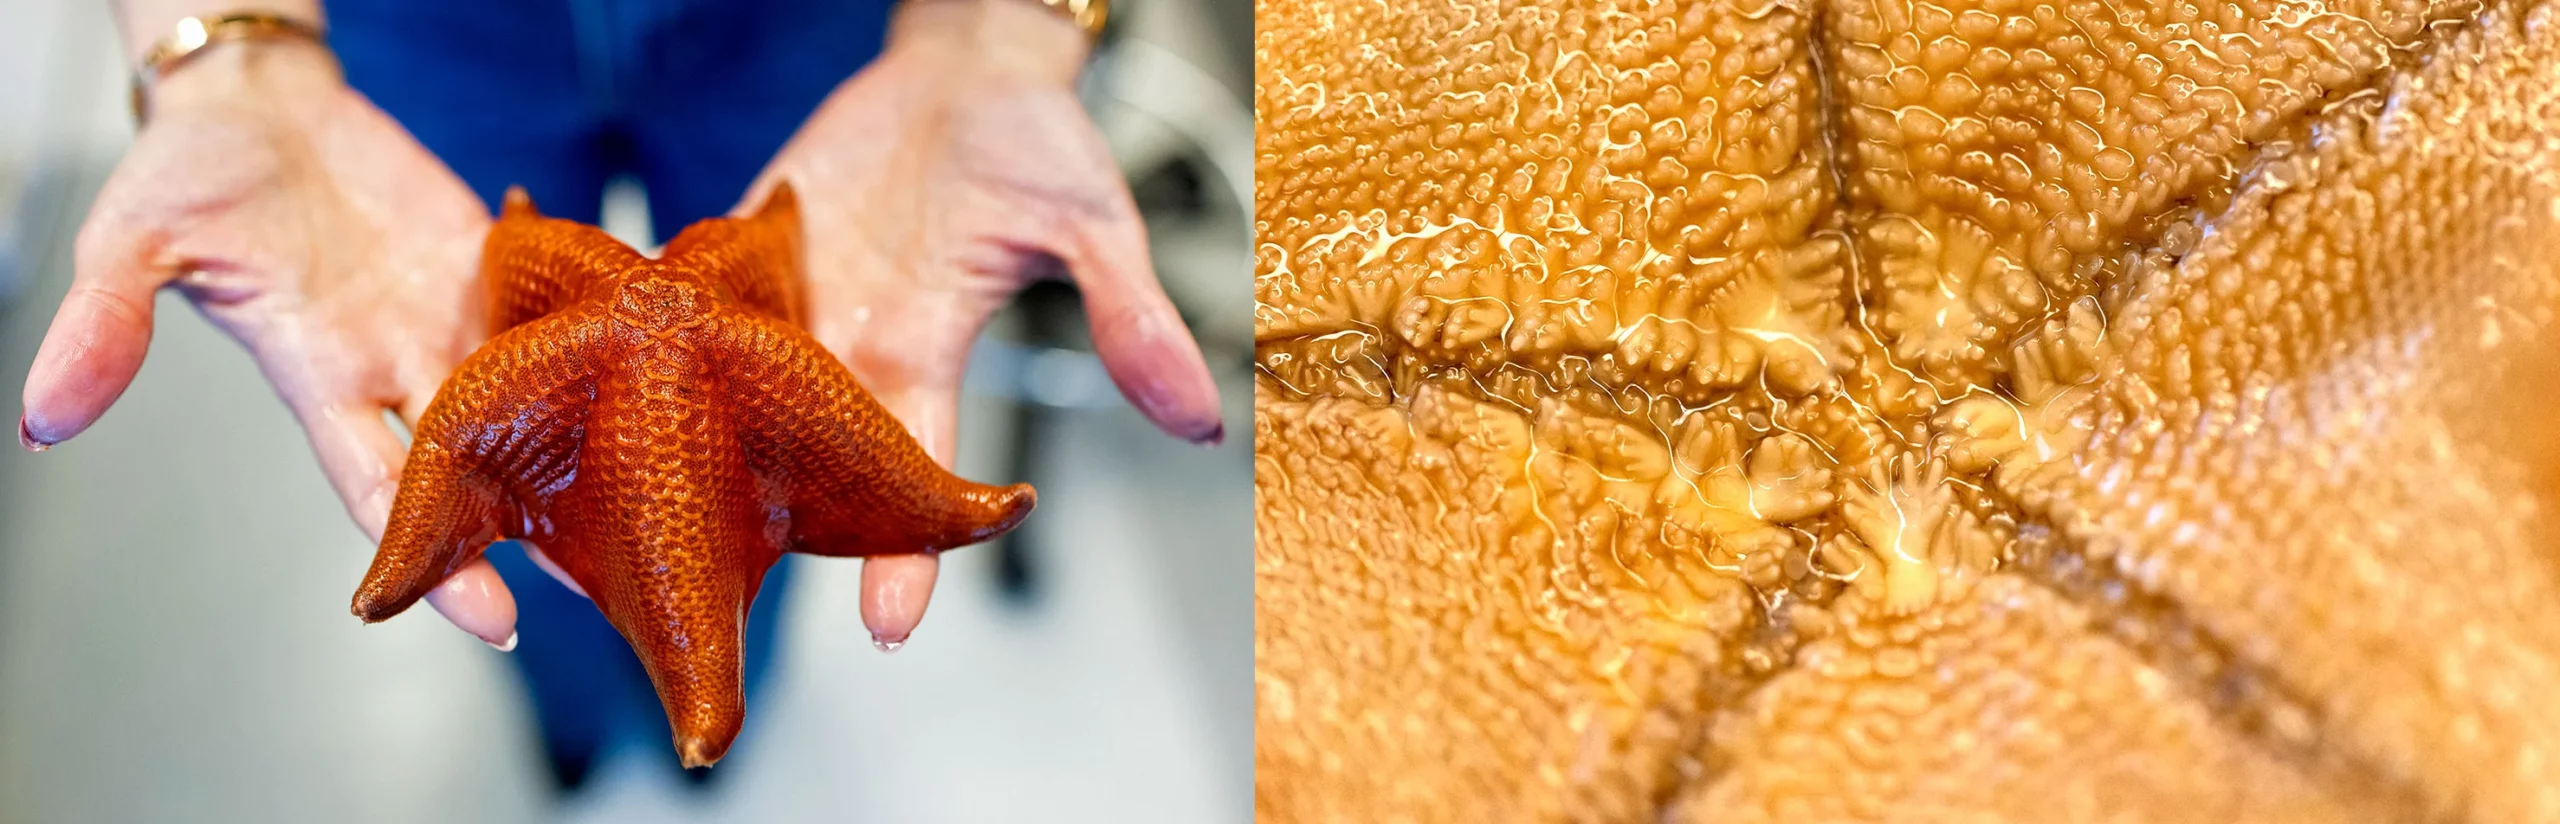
[307,399,518,646]
[876,378,964,468]
[860,553,940,652]
[423,559,519,651]
[304,400,411,540]
[843,304,974,466]
[523,542,589,598]
[20,214,174,448]
[1061,211,1224,445]
[858,374,961,649]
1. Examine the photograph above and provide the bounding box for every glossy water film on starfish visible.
[1256,0,2560,819]
[350,184,1035,768]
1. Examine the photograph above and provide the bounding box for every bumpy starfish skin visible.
[351,186,1035,768]
[1256,0,2560,820]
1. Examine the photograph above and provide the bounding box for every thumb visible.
[20,213,174,448]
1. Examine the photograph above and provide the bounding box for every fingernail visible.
[1193,422,1225,448]
[18,417,49,452]
[872,632,906,653]
[488,631,518,652]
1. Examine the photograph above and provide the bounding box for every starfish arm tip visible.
[761,180,797,213]
[950,482,1039,546]
[676,735,725,770]
[998,482,1038,528]
[349,590,402,624]
[501,185,536,217]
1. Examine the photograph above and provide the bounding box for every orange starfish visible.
[347,184,1036,768]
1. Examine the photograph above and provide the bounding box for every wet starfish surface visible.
[1255,0,2560,820]
[350,185,1035,768]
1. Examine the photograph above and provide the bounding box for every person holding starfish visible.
[16,0,1220,790]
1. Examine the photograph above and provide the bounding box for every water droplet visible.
[873,637,905,654]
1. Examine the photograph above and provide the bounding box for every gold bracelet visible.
[128,11,330,124]
[1027,0,1109,38]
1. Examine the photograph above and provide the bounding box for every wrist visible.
[116,1,323,62]
[147,34,342,117]
[887,0,1091,88]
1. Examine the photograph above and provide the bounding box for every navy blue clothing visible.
[324,0,892,773]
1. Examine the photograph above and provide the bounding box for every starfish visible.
[348,185,1035,769]
[1255,0,2560,820]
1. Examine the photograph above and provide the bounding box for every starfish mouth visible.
[1252,0,2560,817]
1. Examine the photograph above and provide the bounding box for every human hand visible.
[744,0,1223,648]
[16,39,519,648]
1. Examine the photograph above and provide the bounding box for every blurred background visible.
[0,1,1252,822]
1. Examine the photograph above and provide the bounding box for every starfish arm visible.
[351,308,606,622]
[549,481,767,770]
[661,182,806,325]
[350,444,506,622]
[484,187,647,332]
[541,308,777,768]
[709,311,1036,557]
[1978,36,2560,812]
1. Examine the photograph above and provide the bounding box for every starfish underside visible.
[351,185,1035,768]
[1255,0,2560,820]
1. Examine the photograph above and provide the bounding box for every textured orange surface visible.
[351,185,1034,768]
[1256,0,2560,819]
